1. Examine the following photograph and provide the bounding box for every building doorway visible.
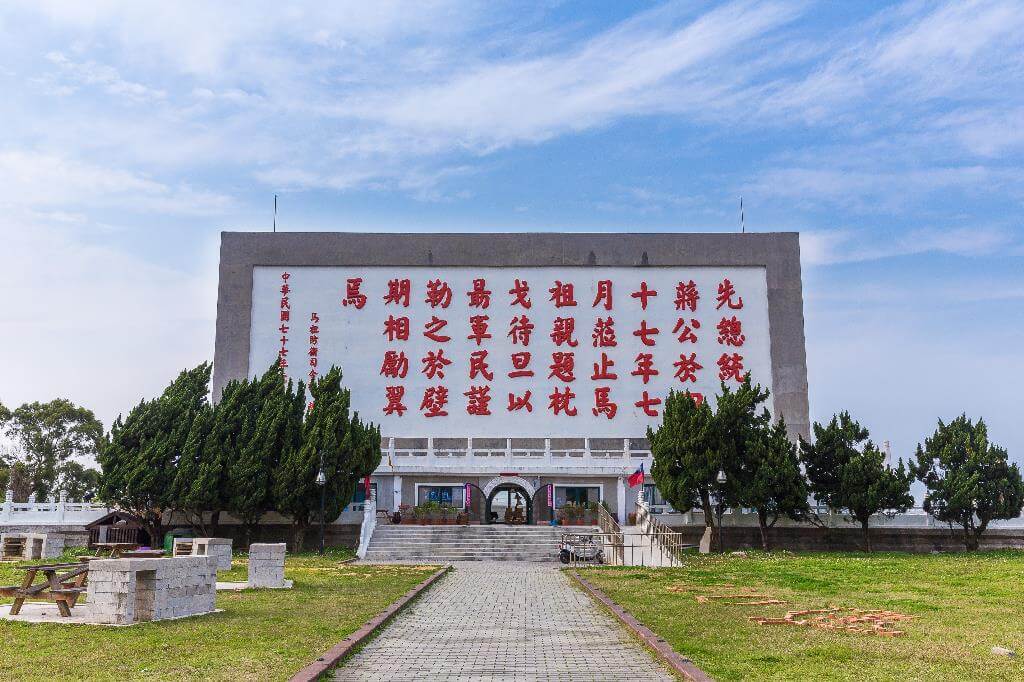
[486,484,531,524]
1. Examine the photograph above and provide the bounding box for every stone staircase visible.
[363,524,591,562]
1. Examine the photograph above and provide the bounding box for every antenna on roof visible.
[740,197,745,233]
[273,194,278,233]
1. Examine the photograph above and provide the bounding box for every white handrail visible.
[356,489,377,559]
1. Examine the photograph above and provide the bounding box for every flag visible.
[364,475,372,497]
[627,463,645,488]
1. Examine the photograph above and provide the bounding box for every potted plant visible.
[627,511,637,525]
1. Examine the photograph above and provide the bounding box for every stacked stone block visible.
[172,537,233,571]
[247,543,291,588]
[0,532,61,560]
[85,556,217,624]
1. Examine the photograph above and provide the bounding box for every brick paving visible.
[336,562,675,681]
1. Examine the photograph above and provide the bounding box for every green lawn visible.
[0,550,437,681]
[581,551,1024,681]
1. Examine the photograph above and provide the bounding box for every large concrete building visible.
[213,232,808,524]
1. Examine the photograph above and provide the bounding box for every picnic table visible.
[0,562,89,617]
[79,542,141,562]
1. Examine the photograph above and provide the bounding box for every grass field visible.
[0,550,436,681]
[582,551,1024,681]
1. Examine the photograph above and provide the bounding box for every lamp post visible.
[713,469,727,553]
[316,451,327,556]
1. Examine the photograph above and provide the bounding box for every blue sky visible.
[1,1,1022,470]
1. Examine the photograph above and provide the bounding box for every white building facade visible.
[213,232,809,525]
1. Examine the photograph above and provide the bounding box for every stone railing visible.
[356,489,377,560]
[0,492,109,526]
[379,437,652,474]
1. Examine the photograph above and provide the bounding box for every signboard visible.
[249,266,772,438]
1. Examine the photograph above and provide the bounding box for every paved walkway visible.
[337,563,675,681]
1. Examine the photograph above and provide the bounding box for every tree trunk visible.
[290,523,308,553]
[860,518,872,552]
[757,509,770,551]
[210,509,221,536]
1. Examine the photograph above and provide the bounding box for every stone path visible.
[337,562,675,681]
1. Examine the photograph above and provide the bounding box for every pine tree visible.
[910,415,1024,550]
[225,364,293,545]
[274,367,380,551]
[171,404,219,534]
[800,412,913,551]
[649,390,718,529]
[98,363,211,547]
[743,416,811,550]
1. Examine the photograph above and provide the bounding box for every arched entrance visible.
[486,483,532,524]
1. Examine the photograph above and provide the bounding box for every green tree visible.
[800,413,913,551]
[274,366,380,552]
[910,415,1024,550]
[649,389,719,530]
[742,416,812,550]
[98,363,211,546]
[224,364,298,545]
[171,403,221,534]
[1,399,103,499]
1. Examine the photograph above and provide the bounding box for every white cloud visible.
[800,226,1018,266]
[0,151,234,215]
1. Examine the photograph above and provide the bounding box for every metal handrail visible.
[635,499,696,564]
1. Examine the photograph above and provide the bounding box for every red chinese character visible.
[342,278,367,309]
[593,280,613,310]
[592,317,617,347]
[507,391,533,412]
[509,279,532,308]
[278,356,288,368]
[675,280,699,312]
[468,278,491,308]
[548,386,577,416]
[591,352,618,381]
[635,391,662,417]
[308,347,318,358]
[420,386,449,417]
[464,385,492,416]
[548,352,576,382]
[308,368,317,381]
[383,315,410,341]
[508,315,534,345]
[310,311,319,323]
[716,278,743,310]
[280,310,290,322]
[508,351,534,378]
[468,350,494,381]
[468,315,491,345]
[672,317,700,343]
[379,350,409,378]
[633,320,660,346]
[383,278,411,307]
[548,281,577,307]
[383,386,407,416]
[423,315,451,342]
[717,352,745,382]
[716,316,745,347]
[309,334,319,345]
[425,279,453,309]
[550,317,579,347]
[421,349,452,379]
[673,353,702,383]
[592,387,617,419]
[631,281,657,310]
[281,272,291,280]
[280,282,290,295]
[281,297,291,310]
[687,391,705,407]
[631,352,658,384]
[279,323,290,335]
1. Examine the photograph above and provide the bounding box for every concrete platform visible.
[0,602,223,626]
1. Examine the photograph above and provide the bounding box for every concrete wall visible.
[214,231,809,439]
[671,524,1024,553]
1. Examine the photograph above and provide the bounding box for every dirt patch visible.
[749,608,914,636]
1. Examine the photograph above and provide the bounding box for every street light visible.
[316,451,327,556]
[713,469,727,553]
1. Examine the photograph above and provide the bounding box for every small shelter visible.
[85,511,151,548]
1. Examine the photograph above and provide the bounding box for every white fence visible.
[0,492,109,526]
[664,506,1024,530]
